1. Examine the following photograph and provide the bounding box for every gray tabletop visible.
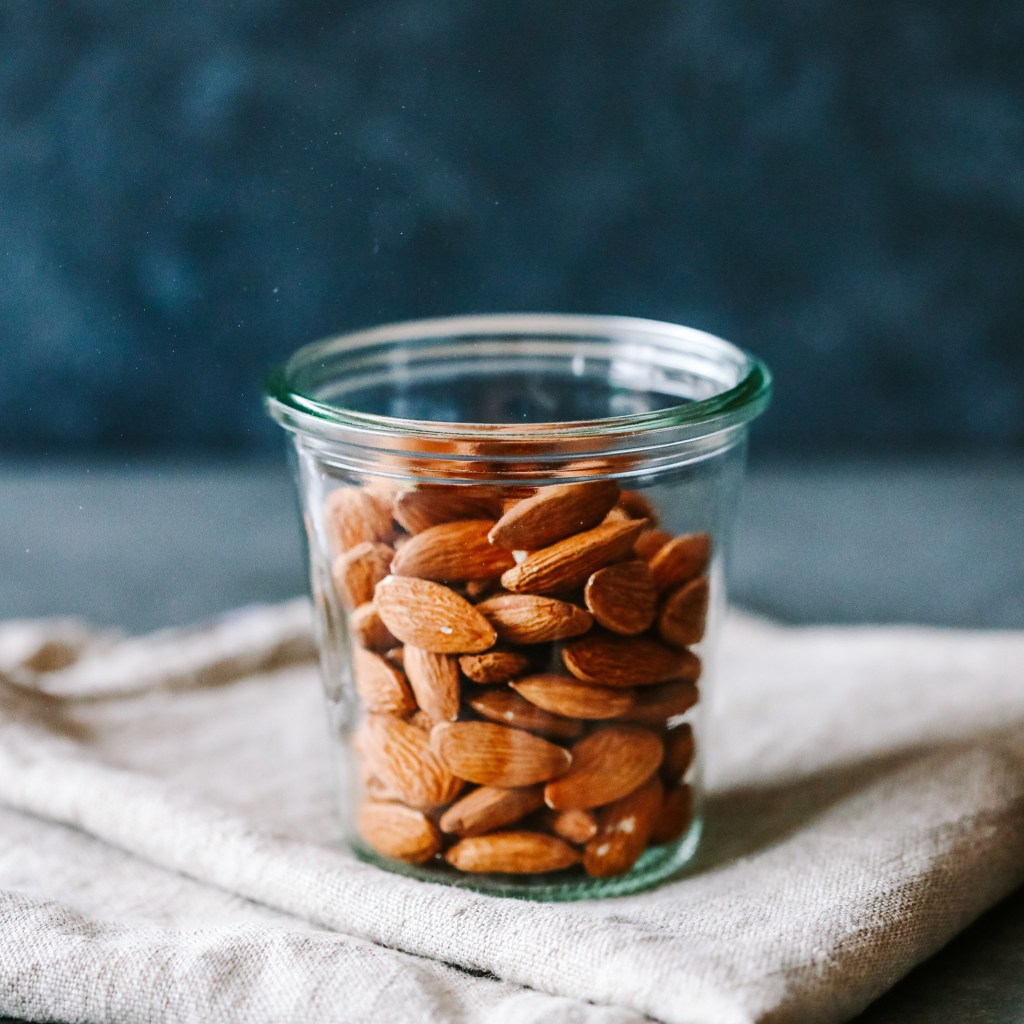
[2,456,1022,1023]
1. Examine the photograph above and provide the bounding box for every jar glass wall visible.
[266,314,771,900]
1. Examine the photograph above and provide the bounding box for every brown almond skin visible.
[649,533,712,593]
[356,802,442,864]
[445,831,581,874]
[390,520,516,581]
[500,519,647,595]
[352,647,416,716]
[332,542,394,609]
[662,723,696,783]
[651,784,694,844]
[459,648,533,685]
[393,487,503,534]
[540,807,598,844]
[438,785,545,837]
[488,480,620,550]
[562,633,701,688]
[544,725,663,811]
[658,576,710,647]
[431,721,572,787]
[584,560,657,635]
[403,646,460,723]
[357,715,464,809]
[350,603,398,652]
[374,576,497,653]
[475,593,593,644]
[324,487,394,554]
[468,689,585,741]
[633,528,673,560]
[617,489,659,523]
[617,681,699,726]
[511,674,634,720]
[583,776,663,878]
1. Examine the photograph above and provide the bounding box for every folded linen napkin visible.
[1,601,1022,1024]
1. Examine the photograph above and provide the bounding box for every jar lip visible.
[266,313,771,446]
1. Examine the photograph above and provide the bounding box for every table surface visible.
[2,455,1022,1024]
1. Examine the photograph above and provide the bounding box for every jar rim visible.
[265,313,772,454]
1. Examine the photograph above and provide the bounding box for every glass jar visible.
[266,313,771,900]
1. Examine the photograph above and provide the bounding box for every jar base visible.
[351,817,703,902]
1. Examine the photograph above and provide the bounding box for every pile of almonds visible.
[324,478,709,879]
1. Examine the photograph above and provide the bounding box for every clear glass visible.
[266,313,771,900]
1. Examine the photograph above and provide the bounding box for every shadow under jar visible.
[266,313,771,900]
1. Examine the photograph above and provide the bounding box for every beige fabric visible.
[1,601,1023,1024]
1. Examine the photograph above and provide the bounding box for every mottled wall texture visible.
[2,1,1022,455]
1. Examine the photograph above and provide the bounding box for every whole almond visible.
[445,831,580,874]
[431,721,572,787]
[459,648,533,685]
[651,784,694,844]
[468,689,584,741]
[374,576,497,653]
[500,518,647,595]
[617,489,659,523]
[617,681,699,726]
[662,723,695,783]
[350,603,398,652]
[544,725,663,811]
[658,576,710,647]
[393,487,503,534]
[438,785,545,837]
[540,807,598,844]
[583,776,663,878]
[511,673,634,720]
[332,542,394,609]
[562,633,700,687]
[357,715,463,808]
[324,487,394,554]
[352,647,416,716]
[403,646,460,723]
[356,802,442,864]
[488,480,620,550]
[391,520,516,581]
[633,528,673,560]
[476,593,593,644]
[649,532,711,592]
[584,560,657,635]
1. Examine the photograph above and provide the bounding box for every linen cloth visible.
[1,601,1023,1024]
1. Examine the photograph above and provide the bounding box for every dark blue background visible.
[2,1,1022,455]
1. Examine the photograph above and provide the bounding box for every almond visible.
[356,801,441,863]
[350,603,398,652]
[583,776,663,877]
[617,681,699,726]
[561,633,700,687]
[662,723,695,783]
[475,593,593,644]
[649,532,711,592]
[431,721,572,787]
[357,715,463,809]
[487,480,620,550]
[464,577,502,601]
[511,674,634,720]
[323,487,394,554]
[374,576,497,653]
[617,489,659,523]
[658,576,710,647]
[633,528,673,560]
[403,646,460,723]
[352,647,416,716]
[393,487,503,534]
[544,725,663,810]
[332,542,394,609]
[584,560,657,635]
[468,689,584,741]
[500,518,647,595]
[445,831,580,874]
[651,784,693,844]
[438,785,545,837]
[459,648,533,685]
[390,520,516,581]
[539,807,598,844]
